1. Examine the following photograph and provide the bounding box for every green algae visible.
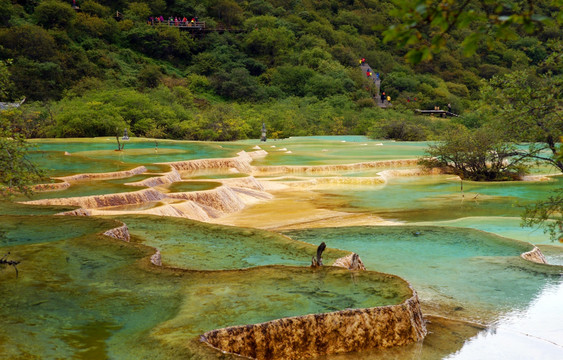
[0,226,184,360]
[0,200,77,215]
[0,215,121,247]
[119,215,349,270]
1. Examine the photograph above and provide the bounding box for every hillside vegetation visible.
[0,0,561,141]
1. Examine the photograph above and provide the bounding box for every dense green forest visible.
[0,0,561,141]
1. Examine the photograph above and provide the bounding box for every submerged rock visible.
[103,223,130,242]
[521,246,548,264]
[332,253,366,270]
[150,250,162,266]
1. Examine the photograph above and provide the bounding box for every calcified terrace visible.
[25,150,426,227]
[17,144,558,360]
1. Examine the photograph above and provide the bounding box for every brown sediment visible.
[200,283,426,360]
[213,187,395,230]
[521,246,548,264]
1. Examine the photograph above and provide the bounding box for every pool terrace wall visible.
[201,287,426,360]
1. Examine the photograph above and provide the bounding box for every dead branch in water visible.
[311,242,326,267]
[1,252,20,278]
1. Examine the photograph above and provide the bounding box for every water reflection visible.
[446,280,563,360]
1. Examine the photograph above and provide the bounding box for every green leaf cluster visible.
[0,0,559,141]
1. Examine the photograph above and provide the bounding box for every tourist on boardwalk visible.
[381,92,385,103]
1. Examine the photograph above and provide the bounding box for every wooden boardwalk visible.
[149,22,246,33]
[415,109,459,117]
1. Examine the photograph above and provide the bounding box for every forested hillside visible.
[0,0,560,140]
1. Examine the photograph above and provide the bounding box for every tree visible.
[522,136,563,242]
[52,100,127,137]
[33,0,76,29]
[482,68,563,172]
[0,60,14,101]
[212,0,244,27]
[383,0,562,63]
[244,27,295,63]
[419,126,528,181]
[522,187,563,242]
[137,64,162,89]
[0,119,44,198]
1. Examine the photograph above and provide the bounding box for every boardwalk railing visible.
[149,21,206,29]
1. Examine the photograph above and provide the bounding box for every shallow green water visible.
[283,226,563,322]
[120,215,349,270]
[0,217,184,360]
[242,136,427,166]
[166,181,221,193]
[0,214,410,359]
[318,175,563,224]
[0,215,120,247]
[187,173,250,179]
[414,216,554,245]
[30,138,247,177]
[3,136,563,359]
[16,175,154,201]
